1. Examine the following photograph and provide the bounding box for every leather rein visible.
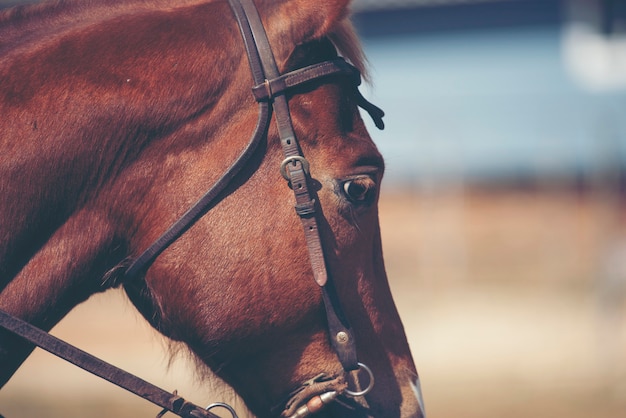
[0,0,384,417]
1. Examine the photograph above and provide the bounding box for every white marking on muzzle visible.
[410,377,426,418]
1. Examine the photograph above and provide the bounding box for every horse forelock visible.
[327,19,369,82]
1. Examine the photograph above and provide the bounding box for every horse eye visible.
[342,176,376,204]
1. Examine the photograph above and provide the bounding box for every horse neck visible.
[0,0,249,294]
[0,0,215,52]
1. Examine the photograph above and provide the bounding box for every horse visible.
[0,0,424,417]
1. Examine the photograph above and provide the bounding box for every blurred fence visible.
[351,2,626,416]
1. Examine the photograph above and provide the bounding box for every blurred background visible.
[1,0,626,417]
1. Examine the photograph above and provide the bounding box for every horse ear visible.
[261,0,351,65]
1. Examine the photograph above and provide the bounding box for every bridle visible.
[0,0,385,417]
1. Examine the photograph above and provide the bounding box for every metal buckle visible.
[280,156,310,181]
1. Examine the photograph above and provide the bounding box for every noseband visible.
[0,0,384,416]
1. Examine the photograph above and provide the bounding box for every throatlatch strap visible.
[123,1,273,281]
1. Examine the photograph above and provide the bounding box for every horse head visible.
[0,1,423,417]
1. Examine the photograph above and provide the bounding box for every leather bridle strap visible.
[251,57,385,130]
[0,309,218,418]
[123,89,271,279]
[227,0,360,371]
[123,5,384,284]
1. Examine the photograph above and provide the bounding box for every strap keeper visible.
[252,79,273,101]
[252,77,289,102]
[295,200,316,217]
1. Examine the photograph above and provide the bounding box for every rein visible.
[0,309,222,418]
[0,0,384,416]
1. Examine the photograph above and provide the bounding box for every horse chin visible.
[314,400,374,418]
[316,395,424,418]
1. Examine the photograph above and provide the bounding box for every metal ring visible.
[206,402,238,418]
[344,362,375,397]
[280,156,310,181]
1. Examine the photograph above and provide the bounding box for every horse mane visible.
[0,0,208,55]
[1,0,369,78]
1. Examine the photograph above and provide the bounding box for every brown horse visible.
[0,0,424,417]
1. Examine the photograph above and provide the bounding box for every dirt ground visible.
[1,188,626,417]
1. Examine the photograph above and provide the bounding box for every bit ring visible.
[206,402,238,418]
[344,362,375,397]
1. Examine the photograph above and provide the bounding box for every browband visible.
[252,57,385,129]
